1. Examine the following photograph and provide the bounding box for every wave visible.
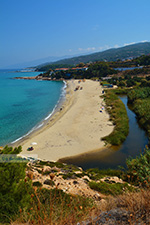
[11,81,67,144]
[11,122,44,144]
[44,80,67,121]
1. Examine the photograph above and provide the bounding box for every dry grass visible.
[12,187,99,225]
[11,187,150,225]
[103,188,150,224]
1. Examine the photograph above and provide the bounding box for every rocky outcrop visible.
[26,161,106,202]
[78,208,131,225]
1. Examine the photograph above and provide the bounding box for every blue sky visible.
[1,0,150,68]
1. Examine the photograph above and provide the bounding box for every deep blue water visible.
[0,70,64,146]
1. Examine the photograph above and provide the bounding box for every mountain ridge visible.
[52,42,150,65]
[36,42,150,70]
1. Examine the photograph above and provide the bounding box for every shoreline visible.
[10,80,67,146]
[12,80,72,147]
[16,79,114,162]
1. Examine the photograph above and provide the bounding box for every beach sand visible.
[18,79,114,161]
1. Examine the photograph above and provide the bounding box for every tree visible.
[126,79,135,87]
[118,80,126,87]
[76,62,85,67]
[0,146,32,223]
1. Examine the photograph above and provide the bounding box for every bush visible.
[0,146,32,223]
[0,193,19,223]
[102,90,129,145]
[125,146,150,187]
[127,87,150,138]
[33,181,43,187]
[89,181,134,196]
[62,172,77,180]
[86,168,124,180]
[128,87,150,103]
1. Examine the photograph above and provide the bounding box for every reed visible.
[102,90,129,145]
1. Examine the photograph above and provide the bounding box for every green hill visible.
[36,42,150,71]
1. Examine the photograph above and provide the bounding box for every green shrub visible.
[86,168,124,180]
[125,146,150,187]
[33,181,43,187]
[128,87,150,103]
[89,181,134,195]
[0,146,32,223]
[44,179,55,186]
[127,87,150,138]
[102,90,129,145]
[0,193,19,223]
[62,172,77,180]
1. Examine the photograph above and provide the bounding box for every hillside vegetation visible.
[36,42,150,70]
[102,89,129,145]
[1,146,150,224]
[128,87,150,139]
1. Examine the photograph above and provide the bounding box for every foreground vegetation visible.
[1,145,150,224]
[0,146,94,224]
[102,89,129,145]
[0,146,32,223]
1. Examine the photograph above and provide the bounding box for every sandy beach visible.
[18,79,114,161]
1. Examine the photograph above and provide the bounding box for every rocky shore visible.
[14,75,52,80]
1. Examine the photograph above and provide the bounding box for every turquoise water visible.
[0,70,64,146]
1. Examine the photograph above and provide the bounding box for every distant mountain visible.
[1,54,80,70]
[37,42,150,69]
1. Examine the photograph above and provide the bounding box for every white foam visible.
[11,81,67,144]
[11,122,44,144]
[11,136,24,144]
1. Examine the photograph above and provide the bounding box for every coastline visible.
[16,79,114,162]
[10,80,66,145]
[12,80,72,145]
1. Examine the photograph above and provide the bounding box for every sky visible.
[1,0,150,68]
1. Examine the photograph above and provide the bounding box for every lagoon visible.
[60,96,149,169]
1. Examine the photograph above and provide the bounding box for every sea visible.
[0,70,65,146]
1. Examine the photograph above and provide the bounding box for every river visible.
[60,96,149,170]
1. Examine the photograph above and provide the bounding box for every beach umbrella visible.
[31,142,37,145]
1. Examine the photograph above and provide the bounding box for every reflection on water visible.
[60,96,148,170]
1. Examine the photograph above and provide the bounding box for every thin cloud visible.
[114,44,120,48]
[124,40,149,46]
[141,40,148,43]
[77,40,149,55]
[98,45,110,51]
[78,47,96,52]
[124,42,136,46]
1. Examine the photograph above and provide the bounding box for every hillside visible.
[1,145,150,224]
[36,42,150,71]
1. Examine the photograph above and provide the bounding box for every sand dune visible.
[18,79,114,161]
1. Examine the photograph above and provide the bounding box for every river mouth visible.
[59,96,149,170]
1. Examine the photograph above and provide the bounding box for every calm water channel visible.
[60,96,149,170]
